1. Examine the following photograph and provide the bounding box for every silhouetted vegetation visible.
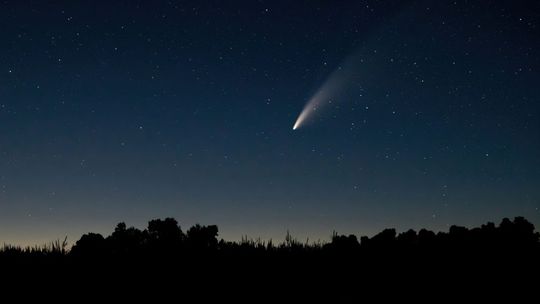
[2,216,538,259]
[2,217,538,301]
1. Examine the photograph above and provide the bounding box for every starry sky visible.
[1,0,539,245]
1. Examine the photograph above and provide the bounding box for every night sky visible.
[1,0,539,245]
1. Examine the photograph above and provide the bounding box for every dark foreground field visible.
[2,216,539,302]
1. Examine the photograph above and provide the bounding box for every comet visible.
[292,54,362,130]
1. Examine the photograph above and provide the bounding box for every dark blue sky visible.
[1,0,539,245]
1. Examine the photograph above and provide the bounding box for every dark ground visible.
[2,216,538,302]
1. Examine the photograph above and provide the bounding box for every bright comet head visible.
[292,107,310,130]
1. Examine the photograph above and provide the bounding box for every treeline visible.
[2,216,539,301]
[1,216,538,258]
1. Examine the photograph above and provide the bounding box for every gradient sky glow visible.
[1,0,539,246]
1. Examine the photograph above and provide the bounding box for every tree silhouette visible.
[107,222,145,255]
[397,229,418,246]
[364,228,396,250]
[70,233,106,257]
[147,218,184,252]
[328,233,360,252]
[186,224,218,250]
